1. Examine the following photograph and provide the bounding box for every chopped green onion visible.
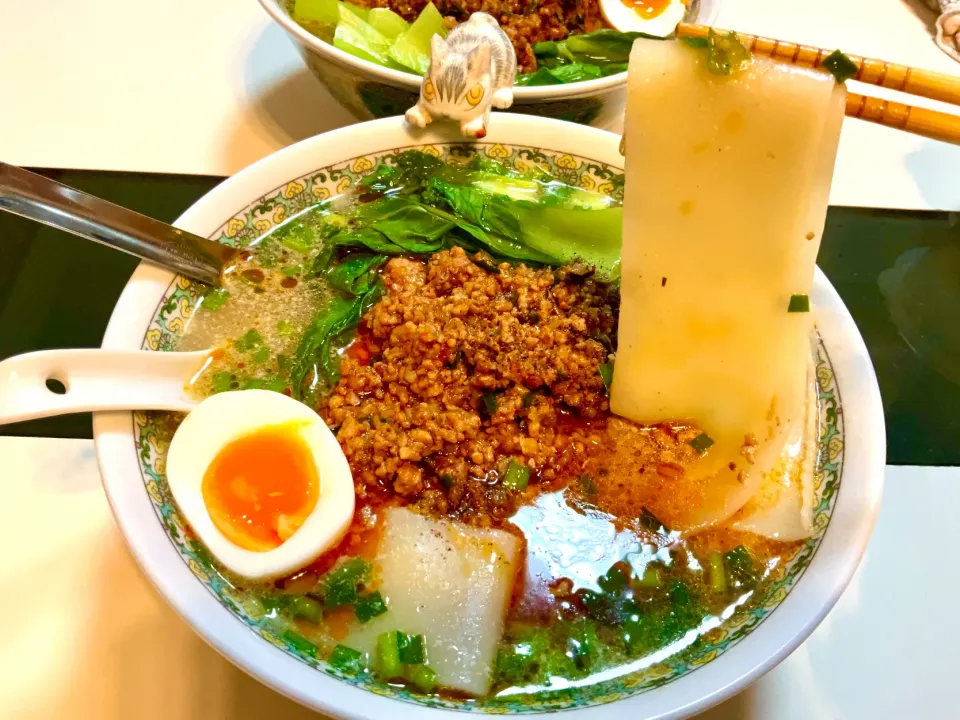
[481,391,498,417]
[684,36,709,49]
[598,564,629,593]
[598,361,614,390]
[398,632,426,664]
[355,591,388,623]
[211,372,234,394]
[788,294,810,313]
[707,551,727,593]
[328,644,365,674]
[689,432,715,454]
[725,545,758,586]
[521,391,537,409]
[202,288,230,311]
[406,664,439,693]
[822,49,858,83]
[566,619,600,669]
[579,474,598,495]
[503,459,531,491]
[706,29,751,76]
[251,347,271,363]
[289,595,324,624]
[282,264,303,277]
[322,557,371,609]
[636,565,663,588]
[639,507,668,533]
[438,474,454,489]
[277,319,296,336]
[282,630,318,658]
[234,328,263,352]
[377,631,403,678]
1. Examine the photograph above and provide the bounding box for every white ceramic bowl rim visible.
[94,115,885,720]
[256,0,721,101]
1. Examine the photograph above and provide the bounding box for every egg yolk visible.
[620,0,674,19]
[202,423,319,552]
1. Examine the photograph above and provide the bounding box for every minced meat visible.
[321,247,618,525]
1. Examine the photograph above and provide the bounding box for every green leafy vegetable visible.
[516,62,603,86]
[503,459,531,491]
[788,294,810,313]
[334,3,394,65]
[705,29,751,76]
[329,644,365,673]
[326,253,387,296]
[822,49,858,83]
[290,282,384,398]
[322,557,371,609]
[277,319,296,336]
[234,328,263,352]
[251,347,271,364]
[405,664,439,693]
[683,36,709,49]
[202,288,230,311]
[293,0,339,25]
[387,2,446,73]
[689,432,715,454]
[397,632,425,664]
[278,223,317,254]
[377,631,403,678]
[566,619,600,670]
[355,591,388,622]
[367,7,408,39]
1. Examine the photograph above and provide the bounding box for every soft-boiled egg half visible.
[167,390,354,581]
[600,0,687,37]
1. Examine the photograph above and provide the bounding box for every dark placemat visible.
[1,171,957,465]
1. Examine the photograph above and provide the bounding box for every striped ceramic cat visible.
[404,13,517,139]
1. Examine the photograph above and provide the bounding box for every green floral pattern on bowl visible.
[133,143,844,713]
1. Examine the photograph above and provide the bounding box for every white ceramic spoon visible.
[0,349,212,424]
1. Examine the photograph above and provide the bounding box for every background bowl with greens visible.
[258,0,720,128]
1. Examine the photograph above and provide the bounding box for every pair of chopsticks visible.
[676,23,960,145]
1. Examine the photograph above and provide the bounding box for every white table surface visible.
[0,435,953,720]
[2,0,960,211]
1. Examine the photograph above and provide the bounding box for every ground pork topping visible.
[321,247,618,523]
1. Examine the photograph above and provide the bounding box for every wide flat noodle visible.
[610,38,845,531]
[729,352,819,540]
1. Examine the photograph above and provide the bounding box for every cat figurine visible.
[405,12,517,139]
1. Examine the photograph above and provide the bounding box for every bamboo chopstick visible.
[846,91,960,144]
[676,23,960,106]
[675,23,960,145]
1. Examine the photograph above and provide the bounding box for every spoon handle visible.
[0,163,237,286]
[0,349,209,424]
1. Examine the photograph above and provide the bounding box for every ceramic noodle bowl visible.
[93,116,884,719]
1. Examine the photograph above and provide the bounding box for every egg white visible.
[600,0,687,37]
[166,389,355,581]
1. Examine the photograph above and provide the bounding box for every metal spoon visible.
[0,162,237,286]
[0,348,210,424]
